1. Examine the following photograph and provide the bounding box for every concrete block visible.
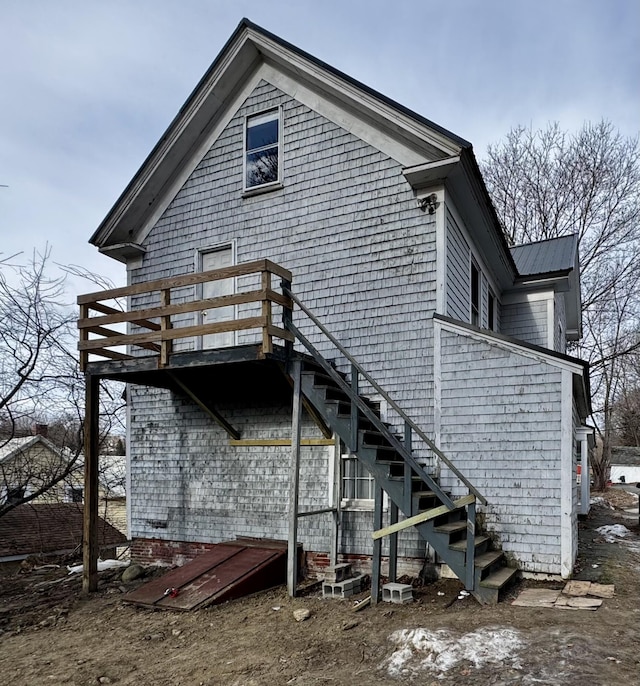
[382,582,413,604]
[322,563,352,583]
[322,574,364,599]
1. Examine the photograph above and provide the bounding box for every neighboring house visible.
[0,435,83,507]
[0,503,126,566]
[78,20,591,601]
[610,447,640,484]
[1,435,127,536]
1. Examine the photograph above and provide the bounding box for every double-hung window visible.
[245,109,280,190]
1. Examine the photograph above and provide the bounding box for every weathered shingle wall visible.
[128,80,438,554]
[129,390,334,550]
[438,325,564,574]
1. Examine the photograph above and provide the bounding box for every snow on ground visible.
[382,626,523,678]
[67,559,130,575]
[596,524,631,543]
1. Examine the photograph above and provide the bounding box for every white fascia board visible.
[260,63,427,166]
[126,56,444,249]
[435,317,586,377]
[249,28,462,160]
[560,368,574,578]
[501,290,555,306]
[93,36,258,249]
[133,70,264,247]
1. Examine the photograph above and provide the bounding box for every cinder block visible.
[322,563,352,583]
[322,575,364,599]
[382,582,413,604]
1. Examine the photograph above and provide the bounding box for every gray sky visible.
[1,0,639,297]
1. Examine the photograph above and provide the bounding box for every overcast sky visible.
[1,0,639,298]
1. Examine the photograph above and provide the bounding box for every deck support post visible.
[465,499,476,591]
[82,373,100,593]
[371,483,383,605]
[388,501,398,583]
[287,359,303,597]
[329,435,341,567]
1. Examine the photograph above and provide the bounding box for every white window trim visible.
[340,452,389,512]
[242,106,283,195]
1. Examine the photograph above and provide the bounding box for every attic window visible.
[245,109,280,190]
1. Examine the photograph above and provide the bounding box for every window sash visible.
[245,109,280,189]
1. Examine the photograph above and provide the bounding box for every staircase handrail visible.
[287,320,455,509]
[283,286,487,506]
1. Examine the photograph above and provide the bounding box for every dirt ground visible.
[1,490,639,686]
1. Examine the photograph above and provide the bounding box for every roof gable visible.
[90,18,471,259]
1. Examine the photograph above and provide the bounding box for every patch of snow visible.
[67,559,130,575]
[596,524,631,542]
[383,627,523,678]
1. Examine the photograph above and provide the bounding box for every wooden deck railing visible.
[77,259,294,371]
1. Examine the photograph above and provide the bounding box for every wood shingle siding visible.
[128,82,439,555]
[437,325,567,574]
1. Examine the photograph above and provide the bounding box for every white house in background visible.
[610,447,640,484]
[78,19,591,603]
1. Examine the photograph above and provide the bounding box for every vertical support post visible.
[281,278,293,364]
[329,435,341,567]
[371,483,383,605]
[388,501,398,583]
[350,363,359,453]
[403,421,412,515]
[160,288,172,367]
[261,270,273,356]
[83,373,100,593]
[465,498,476,591]
[287,359,303,597]
[79,303,89,372]
[580,436,590,516]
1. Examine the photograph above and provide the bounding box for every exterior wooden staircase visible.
[284,288,519,605]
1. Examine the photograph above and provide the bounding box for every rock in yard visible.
[121,564,145,583]
[293,608,311,622]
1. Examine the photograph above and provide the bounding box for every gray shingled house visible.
[78,19,591,603]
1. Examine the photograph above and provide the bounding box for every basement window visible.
[341,453,375,510]
[244,109,280,190]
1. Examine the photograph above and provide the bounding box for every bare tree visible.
[0,248,125,517]
[482,121,640,490]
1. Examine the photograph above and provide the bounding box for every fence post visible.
[261,269,273,355]
[160,288,172,367]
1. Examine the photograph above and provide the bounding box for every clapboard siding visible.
[438,325,565,574]
[445,209,470,322]
[128,80,438,553]
[501,297,549,347]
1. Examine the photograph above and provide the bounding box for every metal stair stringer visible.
[298,366,472,587]
[282,288,519,604]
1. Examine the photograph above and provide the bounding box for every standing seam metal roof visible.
[510,234,578,276]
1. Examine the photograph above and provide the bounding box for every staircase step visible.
[449,535,490,552]
[434,520,467,535]
[479,565,519,590]
[359,429,402,446]
[474,550,504,570]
